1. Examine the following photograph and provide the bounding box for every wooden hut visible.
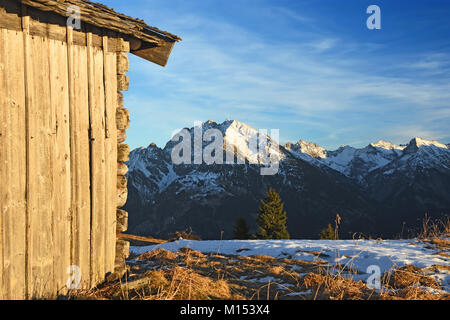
[0,0,180,299]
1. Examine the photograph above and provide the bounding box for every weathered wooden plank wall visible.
[87,32,107,288]
[49,35,72,296]
[103,35,118,274]
[0,22,122,298]
[67,27,92,290]
[26,28,56,298]
[0,27,27,300]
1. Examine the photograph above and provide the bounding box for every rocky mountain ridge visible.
[124,120,450,239]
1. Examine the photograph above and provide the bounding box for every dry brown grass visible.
[68,248,449,301]
[140,267,233,300]
[136,248,178,261]
[179,247,206,258]
[168,228,202,242]
[430,238,450,247]
[303,272,374,300]
[382,265,441,290]
[418,215,450,240]
[421,234,450,259]
[377,264,449,300]
[251,255,277,263]
[268,266,285,275]
[431,264,450,272]
[380,287,445,300]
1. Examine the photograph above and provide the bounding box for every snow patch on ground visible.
[131,239,449,292]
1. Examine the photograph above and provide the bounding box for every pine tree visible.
[233,217,250,240]
[256,188,290,239]
[319,223,335,240]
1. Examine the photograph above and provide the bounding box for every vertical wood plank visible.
[0,28,6,300]
[6,28,27,300]
[22,12,31,300]
[27,34,54,298]
[0,28,27,300]
[87,33,107,286]
[67,29,91,289]
[103,37,118,274]
[48,37,71,295]
[86,32,96,288]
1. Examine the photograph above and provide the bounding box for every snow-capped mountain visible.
[286,137,449,184]
[284,137,450,235]
[162,120,285,167]
[363,138,450,221]
[285,140,327,159]
[124,120,450,239]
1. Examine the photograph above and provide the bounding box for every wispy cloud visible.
[384,125,449,144]
[270,6,313,24]
[308,38,340,52]
[104,0,450,149]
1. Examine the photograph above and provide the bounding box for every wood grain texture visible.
[117,144,130,162]
[116,209,128,233]
[103,36,118,274]
[117,175,127,189]
[26,34,55,298]
[117,186,128,209]
[0,27,7,300]
[0,28,2,294]
[67,28,92,289]
[115,240,130,259]
[116,52,129,75]
[1,1,143,298]
[87,32,107,287]
[117,129,126,144]
[116,107,129,131]
[117,75,129,91]
[117,91,124,108]
[49,37,71,296]
[0,28,27,300]
[19,0,181,44]
[132,40,175,67]
[0,7,129,51]
[117,162,128,176]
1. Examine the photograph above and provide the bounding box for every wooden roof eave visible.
[127,32,176,67]
[19,0,181,66]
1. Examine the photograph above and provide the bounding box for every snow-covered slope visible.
[131,239,450,292]
[224,120,284,165]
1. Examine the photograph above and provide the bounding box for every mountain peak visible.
[223,120,283,164]
[195,119,254,135]
[225,119,255,130]
[338,144,355,150]
[370,140,404,150]
[408,137,448,149]
[285,140,327,159]
[203,120,217,126]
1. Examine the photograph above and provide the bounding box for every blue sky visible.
[102,0,450,150]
